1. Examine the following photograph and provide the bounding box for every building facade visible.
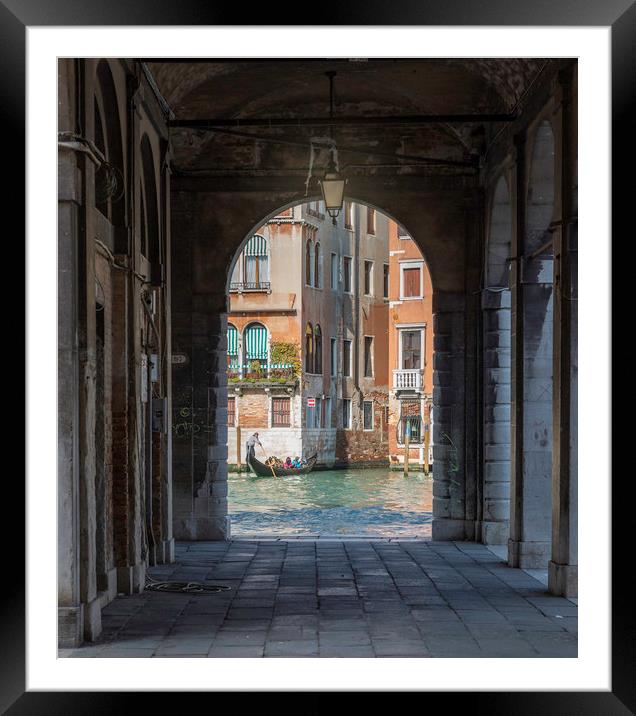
[387,223,435,468]
[226,200,391,468]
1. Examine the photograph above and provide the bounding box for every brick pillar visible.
[481,289,511,544]
[110,266,146,594]
[432,291,469,540]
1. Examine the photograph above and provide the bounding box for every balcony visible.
[229,281,271,293]
[227,363,298,389]
[393,368,423,392]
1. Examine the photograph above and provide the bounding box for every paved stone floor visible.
[60,540,578,658]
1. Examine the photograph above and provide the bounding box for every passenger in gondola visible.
[292,456,301,468]
[284,457,292,469]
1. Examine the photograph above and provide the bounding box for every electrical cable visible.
[144,578,232,595]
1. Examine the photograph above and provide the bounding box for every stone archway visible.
[170,179,481,541]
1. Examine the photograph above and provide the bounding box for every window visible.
[367,207,375,235]
[306,401,315,429]
[400,262,423,299]
[401,329,422,370]
[342,399,352,429]
[343,256,352,293]
[330,253,338,290]
[363,400,373,430]
[344,201,354,230]
[330,338,337,376]
[227,324,238,367]
[230,257,241,285]
[398,224,410,240]
[244,323,268,371]
[364,337,373,377]
[401,400,422,444]
[306,239,313,286]
[364,261,373,296]
[383,264,389,299]
[343,340,352,377]
[315,397,322,428]
[272,397,291,428]
[314,242,321,288]
[244,234,269,288]
[227,397,236,426]
[314,325,322,375]
[305,323,314,373]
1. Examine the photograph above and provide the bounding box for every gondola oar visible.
[260,444,277,478]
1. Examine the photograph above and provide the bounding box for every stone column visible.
[432,291,469,540]
[172,297,229,540]
[481,289,512,544]
[549,69,578,597]
[58,137,83,647]
[508,135,554,569]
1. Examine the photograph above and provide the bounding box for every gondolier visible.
[245,432,263,463]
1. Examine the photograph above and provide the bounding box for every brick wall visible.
[235,392,270,429]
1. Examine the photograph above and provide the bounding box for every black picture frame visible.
[6,0,630,710]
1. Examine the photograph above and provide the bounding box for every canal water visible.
[228,467,433,538]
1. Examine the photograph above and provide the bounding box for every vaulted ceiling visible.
[145,59,551,177]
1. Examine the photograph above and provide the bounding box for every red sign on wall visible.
[307,398,316,407]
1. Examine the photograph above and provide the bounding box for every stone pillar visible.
[432,291,469,540]
[481,289,511,544]
[159,160,175,563]
[172,296,229,540]
[58,135,83,647]
[549,69,578,597]
[508,135,554,569]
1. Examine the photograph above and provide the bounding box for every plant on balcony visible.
[271,341,301,379]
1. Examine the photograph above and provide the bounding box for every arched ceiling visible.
[144,58,551,177]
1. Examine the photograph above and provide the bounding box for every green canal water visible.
[228,467,433,538]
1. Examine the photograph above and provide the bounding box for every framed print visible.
[6,0,630,709]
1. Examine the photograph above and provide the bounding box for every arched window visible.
[314,242,321,288]
[314,325,322,375]
[227,324,238,367]
[244,234,269,288]
[305,323,314,373]
[306,239,313,286]
[244,322,268,372]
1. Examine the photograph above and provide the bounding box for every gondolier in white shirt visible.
[245,432,263,464]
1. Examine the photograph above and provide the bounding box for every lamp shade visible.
[320,167,346,221]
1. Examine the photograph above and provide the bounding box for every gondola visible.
[247,453,318,477]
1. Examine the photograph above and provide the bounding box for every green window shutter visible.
[227,325,238,356]
[245,325,268,360]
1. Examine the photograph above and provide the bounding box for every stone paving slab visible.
[63,540,578,659]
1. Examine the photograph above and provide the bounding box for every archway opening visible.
[223,199,437,539]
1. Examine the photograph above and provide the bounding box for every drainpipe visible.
[353,205,362,417]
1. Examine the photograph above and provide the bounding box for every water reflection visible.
[229,467,433,537]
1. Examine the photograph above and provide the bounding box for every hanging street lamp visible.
[319,71,346,225]
[320,156,346,225]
